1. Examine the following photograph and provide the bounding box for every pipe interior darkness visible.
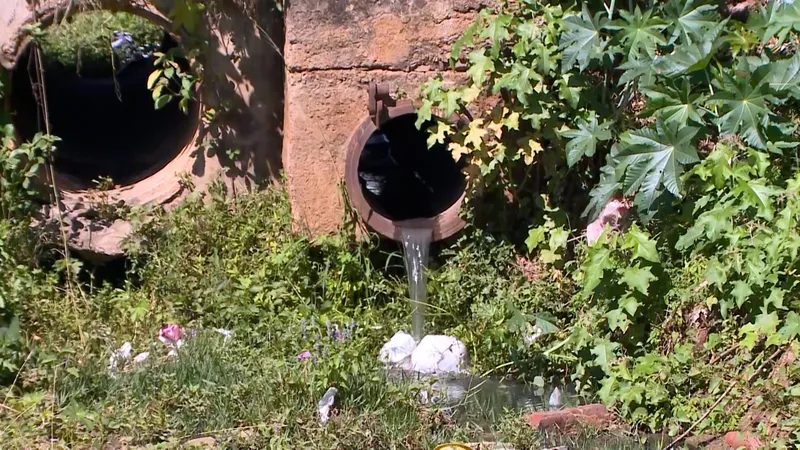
[357,114,466,222]
[10,35,197,189]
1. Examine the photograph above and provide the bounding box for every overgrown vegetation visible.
[2,0,800,447]
[419,0,800,444]
[39,10,164,76]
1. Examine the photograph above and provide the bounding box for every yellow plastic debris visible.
[434,444,472,450]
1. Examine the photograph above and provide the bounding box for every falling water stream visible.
[400,226,433,341]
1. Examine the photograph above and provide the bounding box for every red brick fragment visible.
[527,404,613,430]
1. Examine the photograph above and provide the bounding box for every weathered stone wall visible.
[1,0,284,260]
[283,0,486,235]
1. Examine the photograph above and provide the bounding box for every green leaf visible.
[606,308,631,332]
[591,338,620,372]
[641,78,706,127]
[466,49,495,86]
[607,6,666,59]
[426,121,452,148]
[415,99,433,129]
[619,295,640,316]
[581,246,612,297]
[765,287,786,310]
[540,249,561,264]
[525,226,546,252]
[154,95,172,110]
[755,311,780,336]
[561,115,613,167]
[778,312,800,341]
[766,52,800,101]
[658,30,724,76]
[598,375,618,403]
[739,323,759,350]
[549,227,570,250]
[617,119,700,210]
[622,224,660,263]
[752,0,800,46]
[559,3,608,73]
[705,258,728,288]
[618,265,656,295]
[480,13,512,58]
[708,61,773,149]
[584,165,621,221]
[731,280,753,308]
[146,69,163,90]
[733,179,778,220]
[663,0,719,45]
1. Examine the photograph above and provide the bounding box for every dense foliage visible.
[39,11,164,76]
[419,0,800,444]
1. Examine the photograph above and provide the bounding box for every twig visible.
[0,403,20,414]
[3,350,32,406]
[709,346,737,365]
[30,5,85,346]
[663,346,785,450]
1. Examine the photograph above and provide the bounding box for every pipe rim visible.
[344,105,466,242]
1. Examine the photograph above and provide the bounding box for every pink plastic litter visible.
[586,197,631,245]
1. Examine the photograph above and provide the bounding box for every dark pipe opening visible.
[357,114,466,222]
[10,34,197,188]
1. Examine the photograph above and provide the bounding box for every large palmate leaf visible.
[750,0,800,46]
[663,0,719,45]
[767,52,800,101]
[708,60,773,149]
[559,3,609,73]
[657,19,727,76]
[561,115,614,167]
[617,120,700,209]
[617,55,658,86]
[607,6,666,59]
[583,164,622,220]
[641,78,706,127]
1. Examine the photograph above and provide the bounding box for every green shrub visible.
[39,10,164,76]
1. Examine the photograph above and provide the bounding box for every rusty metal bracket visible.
[367,82,413,127]
[368,83,391,127]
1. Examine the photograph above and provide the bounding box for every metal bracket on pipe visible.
[367,82,413,127]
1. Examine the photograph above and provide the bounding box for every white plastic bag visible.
[318,387,338,424]
[378,331,417,370]
[410,335,469,375]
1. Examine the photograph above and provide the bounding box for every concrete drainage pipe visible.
[344,87,467,242]
[10,34,199,191]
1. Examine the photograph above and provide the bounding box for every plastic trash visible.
[586,197,630,244]
[523,324,544,346]
[133,352,150,364]
[549,387,562,409]
[434,444,471,450]
[317,387,338,424]
[410,335,469,375]
[159,324,184,357]
[108,342,132,375]
[379,331,417,370]
[215,328,233,343]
